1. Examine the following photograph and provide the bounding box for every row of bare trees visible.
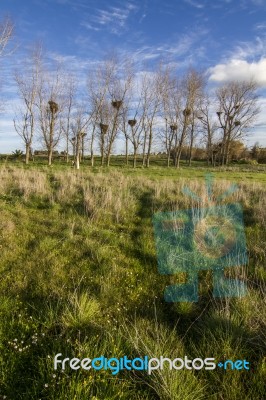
[1,29,260,168]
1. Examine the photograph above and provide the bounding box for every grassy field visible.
[0,162,265,399]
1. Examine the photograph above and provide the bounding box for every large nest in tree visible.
[99,123,109,133]
[112,100,122,109]
[183,108,191,117]
[48,100,59,113]
[170,124,177,131]
[128,119,136,127]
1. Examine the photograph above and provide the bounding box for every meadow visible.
[0,160,265,399]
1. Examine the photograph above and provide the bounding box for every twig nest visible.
[216,111,222,117]
[170,124,177,131]
[48,100,59,113]
[229,115,234,121]
[112,100,122,109]
[128,119,137,127]
[99,123,109,133]
[183,108,191,117]
[234,121,241,126]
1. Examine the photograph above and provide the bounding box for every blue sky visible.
[1,0,266,152]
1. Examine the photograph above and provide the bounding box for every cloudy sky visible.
[1,0,266,153]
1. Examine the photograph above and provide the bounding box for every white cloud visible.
[183,0,205,8]
[208,58,266,86]
[232,37,266,60]
[254,22,266,31]
[82,3,138,35]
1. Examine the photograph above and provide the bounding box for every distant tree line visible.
[0,19,262,168]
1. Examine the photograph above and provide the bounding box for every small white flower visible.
[44,383,48,388]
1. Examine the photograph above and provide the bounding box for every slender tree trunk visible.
[167,150,171,167]
[107,153,111,167]
[25,143,30,164]
[91,149,94,167]
[188,128,194,166]
[133,146,137,168]
[176,149,182,168]
[81,135,85,162]
[101,152,104,166]
[90,127,95,167]
[220,130,227,166]
[146,126,152,168]
[142,130,147,166]
[175,122,187,168]
[125,136,129,165]
[48,147,53,166]
[48,110,55,166]
[66,135,69,163]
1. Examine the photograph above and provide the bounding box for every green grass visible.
[0,164,265,399]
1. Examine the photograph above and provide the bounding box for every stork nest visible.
[128,119,137,127]
[99,123,109,133]
[183,108,191,117]
[112,100,122,109]
[48,100,59,113]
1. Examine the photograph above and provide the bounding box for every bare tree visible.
[124,92,143,168]
[0,17,13,57]
[106,59,133,167]
[70,105,89,169]
[216,80,260,165]
[13,44,42,164]
[140,71,162,167]
[37,63,65,165]
[197,97,218,166]
[62,74,76,163]
[174,69,205,168]
[159,71,180,167]
[87,58,117,167]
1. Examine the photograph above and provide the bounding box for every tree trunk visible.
[75,134,81,170]
[142,130,147,166]
[133,147,137,168]
[167,151,170,167]
[125,136,129,165]
[66,136,69,163]
[76,154,80,170]
[107,153,111,167]
[90,128,95,167]
[146,126,152,168]
[48,147,53,166]
[25,143,30,164]
[176,149,182,168]
[81,135,85,162]
[48,110,55,166]
[188,129,194,166]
